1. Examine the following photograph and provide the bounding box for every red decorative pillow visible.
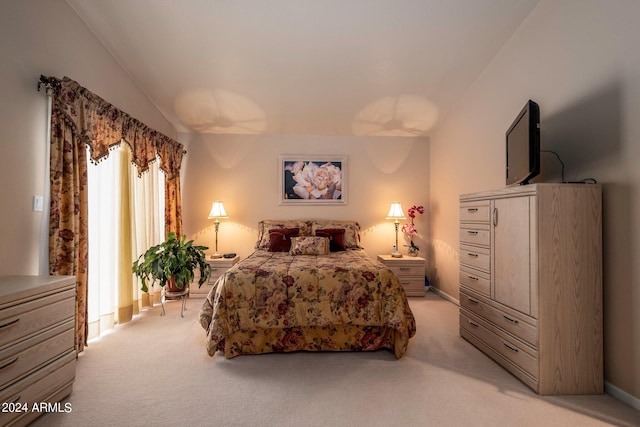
[315,228,346,252]
[268,228,300,252]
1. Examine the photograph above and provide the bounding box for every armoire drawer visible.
[459,244,490,272]
[459,266,490,296]
[460,310,539,379]
[459,224,490,247]
[460,291,537,347]
[460,201,491,223]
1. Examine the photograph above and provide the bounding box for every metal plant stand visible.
[161,286,189,317]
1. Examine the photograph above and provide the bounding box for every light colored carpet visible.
[32,292,639,427]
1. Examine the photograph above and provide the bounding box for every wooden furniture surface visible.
[0,275,76,426]
[377,255,426,297]
[190,256,240,298]
[459,184,603,395]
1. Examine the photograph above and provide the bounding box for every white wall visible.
[180,133,430,261]
[430,0,640,402]
[0,0,176,275]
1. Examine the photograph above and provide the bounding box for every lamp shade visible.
[208,200,229,219]
[386,202,406,220]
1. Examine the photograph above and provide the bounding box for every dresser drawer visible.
[459,224,490,247]
[460,291,537,347]
[0,320,74,388]
[460,201,491,223]
[0,353,75,427]
[459,244,490,272]
[459,266,490,296]
[461,310,538,379]
[0,290,75,348]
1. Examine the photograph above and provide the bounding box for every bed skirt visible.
[206,324,409,359]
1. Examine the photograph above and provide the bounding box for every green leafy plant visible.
[132,232,211,293]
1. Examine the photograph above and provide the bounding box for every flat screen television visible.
[506,99,540,186]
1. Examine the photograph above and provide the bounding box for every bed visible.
[198,219,416,359]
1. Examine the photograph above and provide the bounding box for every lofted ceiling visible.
[66,0,540,137]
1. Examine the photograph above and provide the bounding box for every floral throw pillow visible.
[315,228,346,252]
[289,236,330,256]
[268,228,300,252]
[257,220,309,249]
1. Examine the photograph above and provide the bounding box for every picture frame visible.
[279,155,347,205]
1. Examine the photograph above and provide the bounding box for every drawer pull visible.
[467,297,479,305]
[0,317,20,330]
[467,253,478,258]
[503,342,519,353]
[0,356,19,370]
[503,315,519,324]
[466,230,479,235]
[467,208,478,213]
[399,267,411,271]
[467,275,479,281]
[467,320,479,328]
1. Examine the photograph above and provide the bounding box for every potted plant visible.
[132,232,212,293]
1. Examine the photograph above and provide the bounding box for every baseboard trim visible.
[430,287,459,306]
[605,381,640,411]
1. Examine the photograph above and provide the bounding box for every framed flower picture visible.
[279,155,347,205]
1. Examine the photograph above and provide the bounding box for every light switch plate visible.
[33,195,44,212]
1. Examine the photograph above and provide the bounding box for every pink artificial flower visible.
[403,204,424,238]
[402,223,417,237]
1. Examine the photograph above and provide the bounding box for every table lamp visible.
[208,200,229,259]
[386,201,406,258]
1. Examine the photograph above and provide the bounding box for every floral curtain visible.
[45,76,185,351]
[156,136,184,237]
[49,105,89,353]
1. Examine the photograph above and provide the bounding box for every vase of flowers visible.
[402,205,424,256]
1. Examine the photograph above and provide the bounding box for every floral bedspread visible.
[199,250,416,358]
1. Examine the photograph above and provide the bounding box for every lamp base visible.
[210,253,223,259]
[391,251,403,258]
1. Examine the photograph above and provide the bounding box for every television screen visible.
[506,100,540,186]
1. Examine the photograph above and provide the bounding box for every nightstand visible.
[190,255,240,298]
[377,255,426,297]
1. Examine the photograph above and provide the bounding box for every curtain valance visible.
[42,76,184,178]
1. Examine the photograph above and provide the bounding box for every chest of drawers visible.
[0,275,76,426]
[459,184,602,395]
